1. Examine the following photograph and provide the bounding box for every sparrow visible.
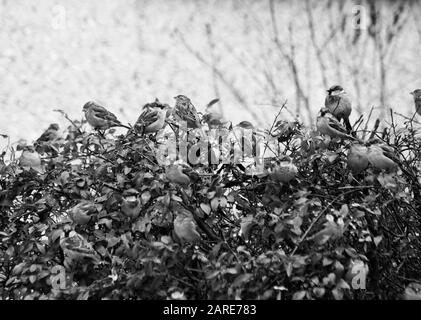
[325,85,352,132]
[316,108,354,140]
[347,144,369,174]
[173,209,201,244]
[410,89,421,116]
[202,112,229,129]
[173,95,201,129]
[134,99,169,134]
[366,141,398,171]
[68,200,97,225]
[35,123,60,145]
[59,229,101,270]
[34,123,60,155]
[166,164,191,187]
[82,101,129,130]
[268,159,298,183]
[121,188,142,219]
[18,147,43,172]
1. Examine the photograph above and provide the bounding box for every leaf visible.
[338,204,349,217]
[206,98,220,108]
[373,236,383,246]
[292,290,306,300]
[240,215,255,240]
[200,203,211,215]
[232,273,252,288]
[141,191,151,204]
[50,229,64,242]
[206,270,220,280]
[210,197,227,210]
[107,236,120,248]
[29,275,37,284]
[225,268,238,275]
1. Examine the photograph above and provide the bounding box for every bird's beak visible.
[410,92,414,95]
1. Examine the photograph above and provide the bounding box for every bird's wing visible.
[61,233,98,257]
[379,145,400,162]
[90,105,119,122]
[135,108,159,127]
[36,130,56,144]
[174,106,201,128]
[327,115,347,133]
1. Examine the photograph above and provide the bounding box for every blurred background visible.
[0,0,420,144]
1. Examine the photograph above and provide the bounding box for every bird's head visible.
[174,95,191,104]
[82,101,95,112]
[410,89,421,97]
[327,85,344,95]
[48,123,60,131]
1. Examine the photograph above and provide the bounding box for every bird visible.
[236,121,255,130]
[166,164,191,187]
[68,200,97,225]
[82,101,129,131]
[347,144,369,174]
[325,85,352,132]
[316,108,355,140]
[173,95,202,129]
[34,123,60,154]
[366,142,398,171]
[268,159,298,183]
[121,188,142,219]
[173,208,201,244]
[59,229,101,270]
[410,89,421,116]
[18,147,43,172]
[202,112,229,129]
[133,99,168,134]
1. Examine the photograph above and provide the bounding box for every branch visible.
[175,28,263,125]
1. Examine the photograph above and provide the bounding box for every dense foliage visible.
[1,103,421,300]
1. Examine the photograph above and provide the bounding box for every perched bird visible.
[59,229,101,270]
[173,95,201,129]
[166,164,191,187]
[366,142,398,172]
[347,144,369,174]
[68,200,97,225]
[173,209,201,244]
[18,147,43,172]
[121,188,142,219]
[202,112,229,129]
[325,85,352,132]
[83,101,129,130]
[316,108,354,140]
[268,159,298,183]
[35,123,60,154]
[134,99,168,134]
[236,121,255,130]
[410,89,421,116]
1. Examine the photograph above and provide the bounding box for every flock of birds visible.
[12,85,421,269]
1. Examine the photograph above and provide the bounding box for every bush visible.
[1,103,421,300]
